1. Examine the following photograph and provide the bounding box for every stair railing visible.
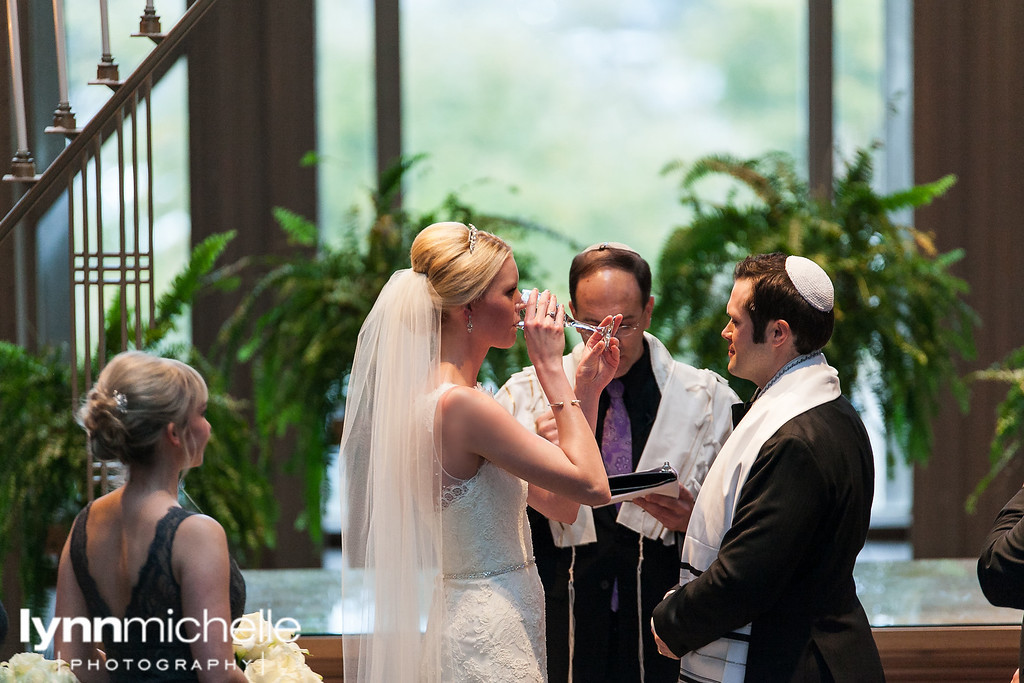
[0,0,224,496]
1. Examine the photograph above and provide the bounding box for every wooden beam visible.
[807,0,833,200]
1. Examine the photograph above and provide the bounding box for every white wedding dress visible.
[423,384,547,682]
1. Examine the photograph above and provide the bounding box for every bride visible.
[340,222,619,682]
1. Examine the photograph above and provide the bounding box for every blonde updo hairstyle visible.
[410,222,512,316]
[77,350,209,468]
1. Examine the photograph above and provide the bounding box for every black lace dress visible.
[70,503,246,681]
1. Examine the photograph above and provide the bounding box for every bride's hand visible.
[575,314,621,389]
[522,289,567,369]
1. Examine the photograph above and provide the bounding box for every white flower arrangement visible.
[0,652,78,682]
[232,611,322,682]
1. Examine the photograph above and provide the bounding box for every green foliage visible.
[272,207,319,247]
[966,348,1024,513]
[0,343,84,611]
[0,233,274,607]
[653,146,977,467]
[147,232,240,345]
[181,349,276,562]
[215,155,568,540]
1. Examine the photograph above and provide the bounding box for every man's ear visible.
[771,319,793,348]
[568,300,577,318]
[642,296,655,329]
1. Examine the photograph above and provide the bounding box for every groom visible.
[651,253,884,682]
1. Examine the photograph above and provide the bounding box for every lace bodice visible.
[441,460,534,578]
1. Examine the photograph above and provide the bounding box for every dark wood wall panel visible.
[0,0,35,346]
[187,0,318,567]
[913,1,1024,557]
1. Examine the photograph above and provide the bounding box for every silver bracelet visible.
[548,399,582,408]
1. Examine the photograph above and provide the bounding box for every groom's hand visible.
[651,619,679,660]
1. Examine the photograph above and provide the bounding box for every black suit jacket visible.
[653,397,884,682]
[978,486,1024,671]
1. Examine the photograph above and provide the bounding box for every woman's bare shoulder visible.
[176,512,226,536]
[173,512,228,552]
[437,383,502,414]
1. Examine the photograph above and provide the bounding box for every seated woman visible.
[53,351,246,682]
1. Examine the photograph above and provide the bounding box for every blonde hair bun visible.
[410,222,511,309]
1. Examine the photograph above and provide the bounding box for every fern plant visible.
[966,349,1024,512]
[653,146,977,467]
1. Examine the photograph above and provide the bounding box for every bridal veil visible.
[339,268,444,682]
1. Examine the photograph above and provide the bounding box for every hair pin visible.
[467,223,478,253]
[113,390,128,415]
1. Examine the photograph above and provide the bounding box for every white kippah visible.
[785,255,834,312]
[581,241,640,255]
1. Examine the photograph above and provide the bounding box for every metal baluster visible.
[92,0,121,87]
[3,0,39,182]
[46,0,79,134]
[133,0,164,40]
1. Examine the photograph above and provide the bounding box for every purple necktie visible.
[602,379,632,477]
[601,379,632,611]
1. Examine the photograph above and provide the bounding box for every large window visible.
[315,0,375,249]
[403,0,805,295]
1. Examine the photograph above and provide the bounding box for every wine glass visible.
[516,289,613,345]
